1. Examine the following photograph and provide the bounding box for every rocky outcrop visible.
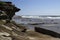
[35,27,60,38]
[0,1,20,20]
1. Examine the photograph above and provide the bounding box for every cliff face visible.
[0,1,21,40]
[0,1,20,20]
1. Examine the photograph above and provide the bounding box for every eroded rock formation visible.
[0,1,20,20]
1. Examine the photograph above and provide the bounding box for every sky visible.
[1,0,60,15]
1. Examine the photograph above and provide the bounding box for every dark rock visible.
[22,29,27,32]
[35,27,60,38]
[0,1,20,20]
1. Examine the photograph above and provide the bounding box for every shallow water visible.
[12,18,60,33]
[22,24,60,33]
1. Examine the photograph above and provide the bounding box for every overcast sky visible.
[1,0,60,15]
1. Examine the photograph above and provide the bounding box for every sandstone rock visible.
[0,36,12,40]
